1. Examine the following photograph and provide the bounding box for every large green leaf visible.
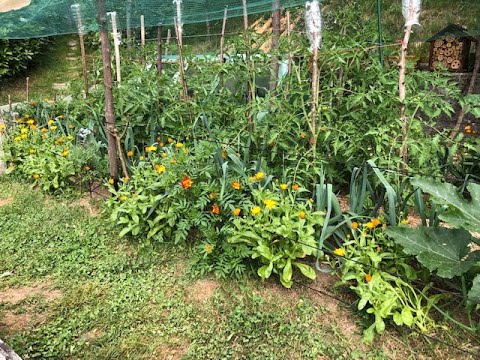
[468,275,480,305]
[411,179,480,233]
[386,227,480,279]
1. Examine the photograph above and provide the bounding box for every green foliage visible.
[229,187,324,288]
[386,227,480,279]
[334,225,439,342]
[0,38,49,78]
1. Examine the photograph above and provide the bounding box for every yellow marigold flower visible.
[122,177,129,183]
[264,199,277,209]
[298,211,306,219]
[33,174,40,180]
[48,120,54,125]
[204,244,214,254]
[159,142,164,147]
[155,164,166,174]
[167,138,174,143]
[145,146,152,153]
[0,124,5,130]
[21,127,28,134]
[299,132,306,139]
[279,183,288,190]
[465,125,471,130]
[27,119,35,125]
[67,135,74,141]
[29,149,36,154]
[50,126,58,131]
[14,136,21,141]
[292,184,300,191]
[139,156,145,161]
[127,150,134,157]
[248,176,256,182]
[233,208,241,216]
[365,222,375,229]
[333,248,345,257]
[255,172,265,180]
[251,207,261,216]
[41,128,48,133]
[401,219,409,225]
[371,218,381,228]
[62,150,70,157]
[108,178,115,185]
[119,195,127,202]
[175,142,183,148]
[149,145,157,152]
[21,134,27,140]
[161,152,167,158]
[351,221,359,230]
[232,181,241,190]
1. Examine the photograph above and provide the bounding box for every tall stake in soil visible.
[450,37,480,140]
[399,25,412,172]
[270,0,281,92]
[71,4,89,95]
[140,15,146,64]
[157,24,163,75]
[219,6,228,63]
[110,11,122,85]
[96,0,118,182]
[126,0,132,50]
[242,0,253,129]
[26,77,29,102]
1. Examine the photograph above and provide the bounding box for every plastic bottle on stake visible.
[305,0,322,51]
[402,0,421,27]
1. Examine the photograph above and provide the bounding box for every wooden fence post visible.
[96,0,119,182]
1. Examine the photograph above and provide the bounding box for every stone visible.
[0,339,22,360]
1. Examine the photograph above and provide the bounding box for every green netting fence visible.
[0,0,306,39]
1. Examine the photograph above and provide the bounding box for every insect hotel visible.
[427,24,475,72]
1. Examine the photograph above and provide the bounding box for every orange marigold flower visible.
[298,211,306,219]
[365,274,372,283]
[233,208,241,216]
[351,221,359,230]
[180,176,193,189]
[292,184,300,191]
[127,150,134,157]
[371,218,380,228]
[299,132,306,139]
[211,204,220,215]
[41,128,48,133]
[232,181,241,190]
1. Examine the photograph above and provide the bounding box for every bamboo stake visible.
[219,6,228,63]
[140,15,145,64]
[311,48,319,138]
[270,0,281,92]
[174,19,188,99]
[96,0,119,182]
[26,77,29,102]
[126,0,132,50]
[242,0,253,129]
[110,11,122,85]
[71,4,89,95]
[286,11,292,74]
[157,24,163,75]
[8,95,12,112]
[165,29,171,57]
[174,0,183,47]
[399,25,412,171]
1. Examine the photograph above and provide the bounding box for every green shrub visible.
[0,38,49,79]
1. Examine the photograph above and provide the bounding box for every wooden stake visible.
[174,20,188,99]
[165,29,171,57]
[270,0,281,92]
[110,11,122,85]
[399,25,412,172]
[219,6,228,63]
[8,95,12,112]
[242,0,249,31]
[311,47,319,140]
[96,0,118,182]
[157,24,163,75]
[126,0,132,50]
[26,77,29,102]
[140,15,145,64]
[174,0,183,47]
[72,4,89,95]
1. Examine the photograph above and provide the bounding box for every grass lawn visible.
[0,178,477,359]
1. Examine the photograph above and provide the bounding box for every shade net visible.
[0,0,305,39]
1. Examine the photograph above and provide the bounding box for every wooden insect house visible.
[427,24,475,71]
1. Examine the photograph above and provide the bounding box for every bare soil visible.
[0,197,13,207]
[190,279,219,303]
[0,0,31,13]
[0,283,62,304]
